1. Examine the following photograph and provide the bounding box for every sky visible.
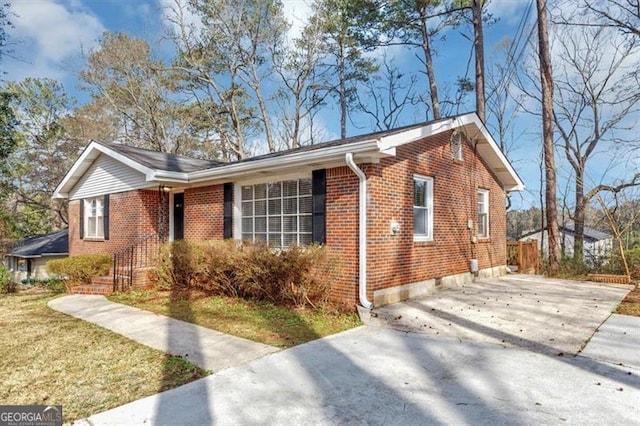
[3,0,638,212]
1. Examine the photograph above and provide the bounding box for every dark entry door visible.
[173,193,184,240]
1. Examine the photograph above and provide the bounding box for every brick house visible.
[53,113,524,308]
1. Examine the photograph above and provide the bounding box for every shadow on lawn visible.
[161,290,511,424]
[155,243,213,425]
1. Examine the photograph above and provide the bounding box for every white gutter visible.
[345,153,373,310]
[188,139,385,183]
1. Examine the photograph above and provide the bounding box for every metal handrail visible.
[112,234,163,292]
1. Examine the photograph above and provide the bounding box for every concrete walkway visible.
[580,314,640,369]
[48,295,279,372]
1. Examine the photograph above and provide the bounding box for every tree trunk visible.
[419,9,440,120]
[536,0,561,274]
[573,169,585,262]
[472,0,485,122]
[338,40,347,139]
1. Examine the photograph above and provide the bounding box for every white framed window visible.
[451,132,463,161]
[84,196,104,238]
[477,189,489,239]
[414,175,434,241]
[240,179,313,248]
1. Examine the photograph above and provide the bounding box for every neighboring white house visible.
[3,229,69,283]
[519,224,614,265]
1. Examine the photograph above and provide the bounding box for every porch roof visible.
[6,229,69,259]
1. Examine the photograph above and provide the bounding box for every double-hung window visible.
[414,175,434,241]
[84,197,104,239]
[477,189,489,239]
[241,179,313,248]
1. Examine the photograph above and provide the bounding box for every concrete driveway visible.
[78,275,639,425]
[81,327,639,425]
[364,275,633,355]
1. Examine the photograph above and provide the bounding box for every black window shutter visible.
[103,194,110,240]
[79,199,84,239]
[223,183,233,239]
[312,169,326,244]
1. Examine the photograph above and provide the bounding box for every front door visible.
[173,193,184,240]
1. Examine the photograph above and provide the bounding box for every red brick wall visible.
[326,166,359,306]
[183,185,224,241]
[357,130,506,301]
[69,189,167,256]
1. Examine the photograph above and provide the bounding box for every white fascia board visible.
[460,115,525,192]
[147,170,190,183]
[53,141,102,199]
[187,139,386,184]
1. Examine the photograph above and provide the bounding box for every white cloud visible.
[487,0,530,25]
[282,0,313,42]
[157,0,201,39]
[6,0,105,82]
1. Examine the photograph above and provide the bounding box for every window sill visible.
[477,237,491,243]
[452,158,464,165]
[413,235,434,243]
[83,237,105,242]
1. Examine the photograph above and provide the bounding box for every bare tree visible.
[380,0,458,120]
[536,0,561,273]
[485,38,522,157]
[551,23,640,261]
[79,33,216,157]
[273,13,331,149]
[356,54,418,131]
[584,0,640,36]
[555,0,640,37]
[310,0,377,139]
[166,0,288,159]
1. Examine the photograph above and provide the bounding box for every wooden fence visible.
[507,240,540,274]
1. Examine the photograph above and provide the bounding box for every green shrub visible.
[153,240,339,308]
[624,248,640,279]
[46,254,112,290]
[154,240,207,290]
[42,277,66,293]
[0,265,15,294]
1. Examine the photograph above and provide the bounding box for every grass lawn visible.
[0,288,208,423]
[616,283,640,316]
[109,289,362,348]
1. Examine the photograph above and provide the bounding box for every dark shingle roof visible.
[520,224,612,241]
[560,224,612,241]
[8,229,69,258]
[229,115,459,166]
[99,142,221,173]
[98,114,466,173]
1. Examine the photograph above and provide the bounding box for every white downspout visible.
[345,153,373,310]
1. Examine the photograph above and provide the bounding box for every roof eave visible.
[188,139,388,184]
